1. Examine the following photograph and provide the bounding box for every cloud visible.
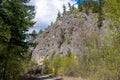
[29,0,76,32]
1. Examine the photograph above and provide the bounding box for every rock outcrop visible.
[32,12,110,63]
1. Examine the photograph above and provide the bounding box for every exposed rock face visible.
[32,12,110,62]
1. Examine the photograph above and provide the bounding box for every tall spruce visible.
[84,0,93,15]
[30,30,37,41]
[72,5,75,11]
[57,10,61,18]
[91,1,99,13]
[78,0,82,11]
[63,4,66,15]
[98,0,103,28]
[0,0,35,80]
[68,2,72,11]
[84,0,89,15]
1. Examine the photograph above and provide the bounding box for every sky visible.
[29,0,77,33]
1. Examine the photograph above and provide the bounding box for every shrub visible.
[42,53,80,77]
[65,37,71,44]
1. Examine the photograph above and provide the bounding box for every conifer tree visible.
[68,2,72,11]
[30,30,37,41]
[57,10,61,18]
[84,0,89,15]
[98,0,103,28]
[78,0,82,11]
[38,29,43,34]
[91,1,99,13]
[72,5,75,11]
[63,4,66,15]
[84,0,93,15]
[0,0,35,79]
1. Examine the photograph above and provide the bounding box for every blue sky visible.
[29,0,77,33]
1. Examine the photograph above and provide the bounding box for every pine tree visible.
[91,1,99,13]
[0,0,35,79]
[63,4,66,15]
[78,0,82,11]
[30,30,37,41]
[57,10,61,18]
[84,0,93,15]
[72,5,75,11]
[68,2,72,11]
[38,29,43,34]
[84,0,89,15]
[98,0,103,28]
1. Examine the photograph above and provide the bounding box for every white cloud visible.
[30,0,76,32]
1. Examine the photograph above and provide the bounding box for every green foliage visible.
[41,5,120,78]
[105,0,120,26]
[78,0,83,11]
[68,2,72,11]
[77,15,82,19]
[91,1,99,13]
[77,22,120,80]
[58,56,79,76]
[71,5,75,11]
[35,0,120,80]
[63,4,66,15]
[67,48,72,57]
[38,29,43,34]
[67,3,79,14]
[98,14,103,28]
[0,0,35,79]
[43,54,80,76]
[42,59,52,75]
[84,0,92,15]
[57,10,61,19]
[60,29,65,39]
[58,29,65,48]
[98,0,104,28]
[65,37,71,44]
[30,30,37,41]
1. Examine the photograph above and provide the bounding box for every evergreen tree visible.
[63,4,66,15]
[91,1,99,13]
[67,48,72,57]
[84,0,93,15]
[78,0,83,11]
[57,10,61,18]
[98,0,103,28]
[38,29,43,34]
[30,30,37,41]
[68,2,72,11]
[72,5,75,11]
[84,0,89,15]
[0,0,35,79]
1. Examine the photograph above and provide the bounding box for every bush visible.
[42,53,80,77]
[65,37,71,44]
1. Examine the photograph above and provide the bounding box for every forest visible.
[0,0,120,80]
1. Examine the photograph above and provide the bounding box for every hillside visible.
[0,0,120,80]
[32,12,110,62]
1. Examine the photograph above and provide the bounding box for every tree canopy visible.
[0,0,35,79]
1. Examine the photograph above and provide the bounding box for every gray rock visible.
[32,12,111,63]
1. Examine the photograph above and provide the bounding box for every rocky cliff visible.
[32,12,110,62]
